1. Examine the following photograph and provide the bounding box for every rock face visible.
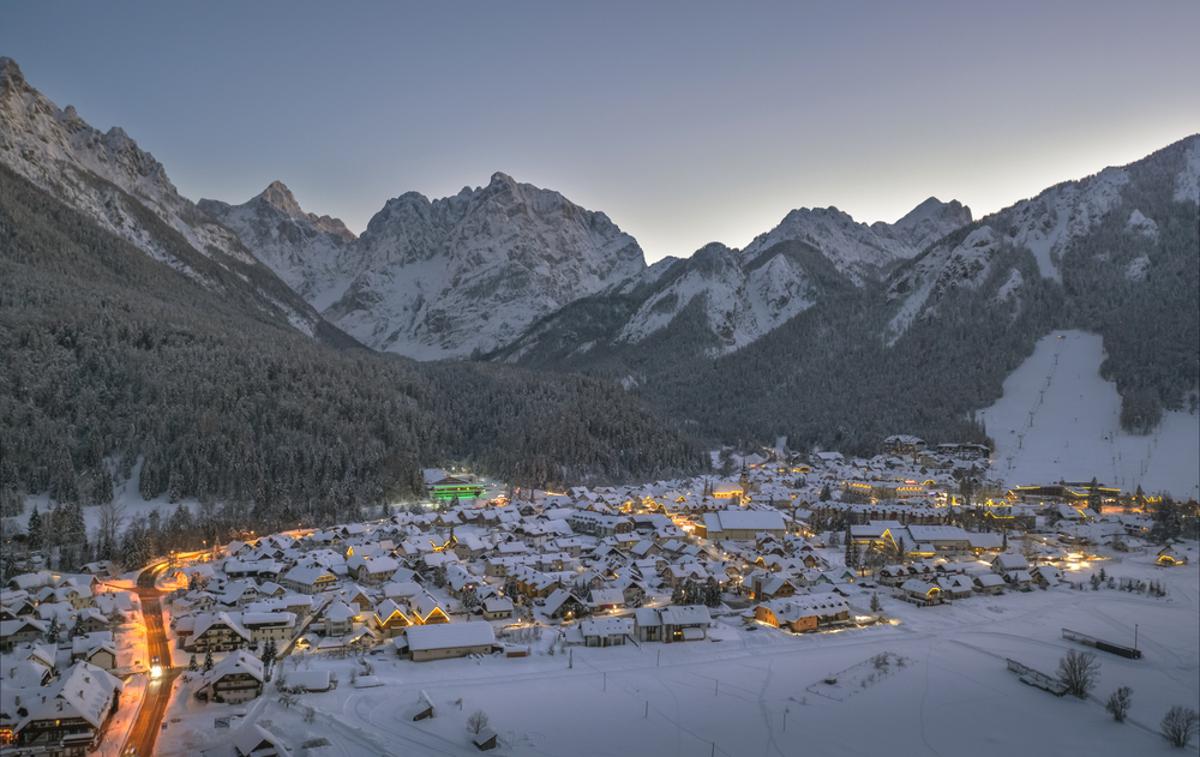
[199,182,357,310]
[319,172,646,359]
[0,57,331,338]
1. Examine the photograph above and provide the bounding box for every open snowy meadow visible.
[158,546,1200,757]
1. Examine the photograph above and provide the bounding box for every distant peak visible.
[256,180,303,214]
[0,56,23,85]
[489,171,517,187]
[895,196,972,226]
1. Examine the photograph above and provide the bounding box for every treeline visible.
[0,164,703,539]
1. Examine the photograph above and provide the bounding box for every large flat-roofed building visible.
[426,476,485,502]
[404,622,497,662]
[700,509,786,540]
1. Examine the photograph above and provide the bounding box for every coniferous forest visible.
[0,164,703,558]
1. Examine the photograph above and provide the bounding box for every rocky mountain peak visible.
[0,56,23,88]
[255,180,305,216]
[884,196,972,251]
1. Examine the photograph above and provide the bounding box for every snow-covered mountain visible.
[199,182,357,310]
[885,135,1200,342]
[742,199,970,285]
[613,241,824,353]
[312,172,646,359]
[500,197,972,359]
[0,57,337,339]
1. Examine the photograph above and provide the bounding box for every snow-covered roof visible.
[405,622,496,652]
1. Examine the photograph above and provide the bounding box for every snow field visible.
[984,330,1200,498]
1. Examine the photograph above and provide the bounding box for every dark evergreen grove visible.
[0,164,704,537]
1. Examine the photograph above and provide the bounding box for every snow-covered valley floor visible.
[983,330,1200,499]
[159,547,1200,757]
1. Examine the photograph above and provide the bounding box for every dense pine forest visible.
[0,165,703,557]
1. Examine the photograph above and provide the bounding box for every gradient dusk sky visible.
[2,0,1197,261]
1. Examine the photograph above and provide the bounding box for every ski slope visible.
[984,330,1199,498]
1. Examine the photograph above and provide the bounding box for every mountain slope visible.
[0,57,342,341]
[0,162,702,525]
[199,182,357,310]
[501,135,1199,456]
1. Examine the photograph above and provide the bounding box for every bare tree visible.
[97,498,126,559]
[1160,706,1199,748]
[466,710,489,735]
[1104,686,1132,722]
[1057,649,1100,698]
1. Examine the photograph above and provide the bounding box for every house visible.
[473,728,499,751]
[0,618,46,652]
[351,555,401,585]
[541,589,585,621]
[1031,565,1063,588]
[280,566,337,594]
[241,612,297,644]
[905,525,972,553]
[899,579,942,606]
[185,612,252,652]
[481,596,514,621]
[195,650,265,704]
[658,605,711,642]
[404,622,497,662]
[231,720,289,757]
[633,607,664,642]
[587,588,625,613]
[753,595,850,632]
[973,573,1006,595]
[568,511,633,537]
[323,600,358,637]
[580,617,634,647]
[1156,545,1189,566]
[748,572,796,601]
[372,599,414,638]
[1003,569,1033,590]
[992,553,1030,573]
[70,634,118,671]
[935,575,974,600]
[9,662,122,754]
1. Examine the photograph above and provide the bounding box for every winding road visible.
[119,561,180,757]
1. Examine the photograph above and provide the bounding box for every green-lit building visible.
[428,475,485,501]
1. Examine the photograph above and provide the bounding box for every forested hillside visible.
[496,136,1200,455]
[0,165,703,537]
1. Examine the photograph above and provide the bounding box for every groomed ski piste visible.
[984,330,1200,500]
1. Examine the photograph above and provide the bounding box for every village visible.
[1,438,1197,756]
